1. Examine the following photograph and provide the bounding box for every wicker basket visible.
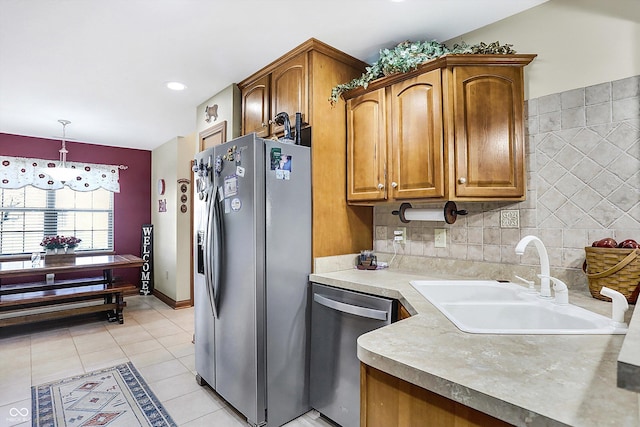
[583,247,640,303]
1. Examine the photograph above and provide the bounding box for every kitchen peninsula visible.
[310,264,639,427]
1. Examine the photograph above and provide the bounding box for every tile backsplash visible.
[374,75,640,287]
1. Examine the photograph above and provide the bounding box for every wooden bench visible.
[0,254,143,328]
[0,279,136,327]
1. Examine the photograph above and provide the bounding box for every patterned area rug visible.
[32,362,177,427]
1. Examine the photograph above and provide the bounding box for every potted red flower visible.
[40,235,65,254]
[64,236,82,253]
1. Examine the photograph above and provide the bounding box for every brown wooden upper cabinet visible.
[346,88,387,201]
[238,39,375,260]
[241,75,270,137]
[345,54,535,203]
[240,52,308,138]
[348,69,444,202]
[270,52,308,135]
[452,64,526,198]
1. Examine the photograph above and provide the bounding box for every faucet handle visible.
[514,275,536,293]
[537,274,569,305]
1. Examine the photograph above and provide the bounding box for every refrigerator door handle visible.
[313,293,389,321]
[204,187,217,317]
[211,185,224,317]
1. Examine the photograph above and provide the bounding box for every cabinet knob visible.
[391,182,398,188]
[377,183,385,190]
[458,177,467,184]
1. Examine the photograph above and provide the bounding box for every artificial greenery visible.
[330,40,515,104]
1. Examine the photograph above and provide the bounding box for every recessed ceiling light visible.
[166,81,187,91]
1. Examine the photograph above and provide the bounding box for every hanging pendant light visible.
[44,119,78,183]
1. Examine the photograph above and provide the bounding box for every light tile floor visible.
[0,295,337,427]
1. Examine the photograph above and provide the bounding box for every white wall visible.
[175,133,195,302]
[446,0,640,99]
[150,83,240,306]
[195,83,242,152]
[151,138,177,300]
[151,133,196,303]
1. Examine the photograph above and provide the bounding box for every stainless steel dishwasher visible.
[310,283,395,427]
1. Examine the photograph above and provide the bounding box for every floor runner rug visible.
[32,362,177,427]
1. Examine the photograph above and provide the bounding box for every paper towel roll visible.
[392,201,468,224]
[403,208,446,222]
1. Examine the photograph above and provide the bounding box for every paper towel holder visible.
[392,201,468,224]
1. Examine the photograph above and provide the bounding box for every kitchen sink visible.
[410,280,532,303]
[410,280,628,335]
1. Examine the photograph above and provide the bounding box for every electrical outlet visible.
[435,228,447,248]
[393,227,406,243]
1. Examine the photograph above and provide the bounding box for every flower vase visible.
[46,248,57,255]
[66,247,75,254]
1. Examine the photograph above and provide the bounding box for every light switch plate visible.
[435,228,447,248]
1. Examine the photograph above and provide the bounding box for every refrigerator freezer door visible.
[194,148,216,389]
[213,134,265,426]
[194,260,215,386]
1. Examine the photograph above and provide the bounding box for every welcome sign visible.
[140,224,154,295]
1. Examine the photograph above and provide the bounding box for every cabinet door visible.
[241,75,270,137]
[452,66,525,198]
[346,89,387,201]
[271,52,308,135]
[390,69,445,199]
[361,364,512,427]
[398,303,411,320]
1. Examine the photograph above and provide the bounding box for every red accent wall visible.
[0,133,151,285]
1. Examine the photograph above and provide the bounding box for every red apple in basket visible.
[592,238,618,248]
[617,239,640,249]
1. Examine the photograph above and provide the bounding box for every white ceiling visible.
[0,0,547,151]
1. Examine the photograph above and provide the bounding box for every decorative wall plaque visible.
[140,224,154,295]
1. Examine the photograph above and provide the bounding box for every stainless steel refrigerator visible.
[193,133,311,427]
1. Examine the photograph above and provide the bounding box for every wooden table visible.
[0,254,143,327]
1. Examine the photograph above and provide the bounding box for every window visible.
[0,186,114,256]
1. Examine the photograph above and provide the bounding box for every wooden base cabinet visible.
[361,364,511,427]
[345,54,535,204]
[398,303,412,320]
[239,39,374,259]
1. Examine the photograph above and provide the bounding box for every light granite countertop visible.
[309,268,640,427]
